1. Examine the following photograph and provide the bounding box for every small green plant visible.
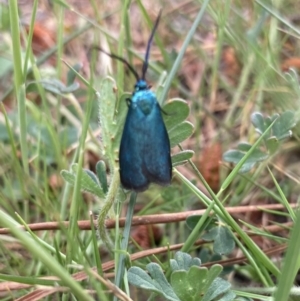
[223,111,295,172]
[128,251,239,301]
[186,216,236,255]
[61,161,107,198]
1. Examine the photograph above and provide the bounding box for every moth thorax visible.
[138,97,154,115]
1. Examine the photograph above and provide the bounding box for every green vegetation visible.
[0,0,300,300]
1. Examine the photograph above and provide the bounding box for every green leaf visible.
[224,111,294,173]
[96,161,108,194]
[171,150,194,166]
[202,278,233,301]
[67,63,82,86]
[251,111,295,143]
[163,98,190,131]
[204,265,223,295]
[162,100,193,159]
[170,261,234,301]
[60,163,105,198]
[271,111,295,140]
[213,227,235,255]
[186,215,217,231]
[169,121,194,147]
[237,142,252,152]
[170,251,201,272]
[127,266,156,290]
[202,226,235,255]
[61,170,75,185]
[84,169,99,185]
[223,144,268,173]
[265,136,279,154]
[251,112,265,135]
[61,82,80,93]
[97,78,127,163]
[187,266,209,297]
[171,270,194,301]
[218,290,236,301]
[58,127,79,148]
[128,264,180,301]
[28,79,80,95]
[39,79,67,94]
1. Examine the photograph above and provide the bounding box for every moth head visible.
[134,80,148,92]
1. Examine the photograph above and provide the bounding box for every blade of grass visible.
[65,52,96,266]
[116,0,131,94]
[234,234,272,286]
[159,0,211,104]
[8,0,28,174]
[0,103,27,199]
[22,0,38,75]
[267,166,296,221]
[0,210,94,301]
[255,0,300,36]
[114,191,137,301]
[89,211,103,276]
[273,208,300,301]
[180,201,215,253]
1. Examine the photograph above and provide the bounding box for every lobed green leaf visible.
[169,121,194,148]
[60,163,105,198]
[171,150,194,166]
[163,98,190,131]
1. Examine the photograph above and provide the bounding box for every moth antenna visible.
[91,46,140,82]
[141,9,162,80]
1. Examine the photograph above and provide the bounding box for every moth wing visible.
[143,104,172,185]
[119,101,172,192]
[119,106,150,191]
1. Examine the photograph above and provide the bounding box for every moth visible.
[98,11,172,192]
